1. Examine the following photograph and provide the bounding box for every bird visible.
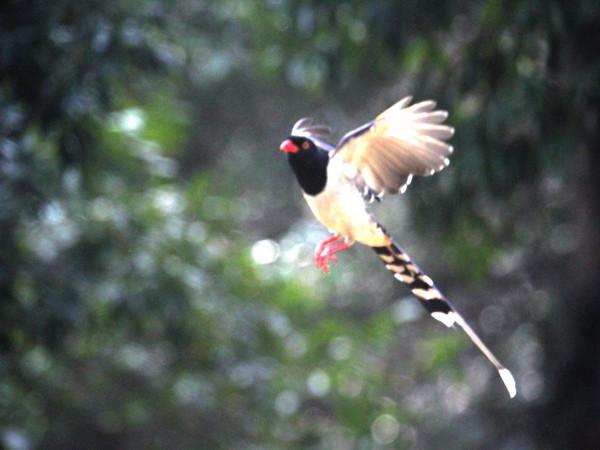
[279,96,516,398]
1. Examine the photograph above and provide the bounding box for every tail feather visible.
[373,240,517,398]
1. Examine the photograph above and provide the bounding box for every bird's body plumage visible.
[279,96,516,398]
[304,160,390,247]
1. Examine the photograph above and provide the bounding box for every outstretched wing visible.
[291,117,331,138]
[331,96,455,196]
[291,117,335,152]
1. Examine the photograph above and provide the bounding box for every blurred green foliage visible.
[1,0,599,449]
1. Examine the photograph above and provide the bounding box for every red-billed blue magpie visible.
[279,96,516,398]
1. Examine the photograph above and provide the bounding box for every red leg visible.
[314,235,339,260]
[315,235,350,272]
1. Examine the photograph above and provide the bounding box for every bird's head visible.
[279,136,316,155]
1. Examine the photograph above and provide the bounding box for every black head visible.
[279,136,317,155]
[279,135,329,196]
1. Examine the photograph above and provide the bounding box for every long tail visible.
[373,239,516,398]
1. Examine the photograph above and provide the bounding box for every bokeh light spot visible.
[307,369,331,397]
[371,414,400,445]
[251,239,280,265]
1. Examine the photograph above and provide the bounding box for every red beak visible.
[279,139,299,153]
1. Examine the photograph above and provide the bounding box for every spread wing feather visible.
[331,96,454,195]
[290,117,335,152]
[291,117,332,137]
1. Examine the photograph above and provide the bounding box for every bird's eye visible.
[301,141,310,150]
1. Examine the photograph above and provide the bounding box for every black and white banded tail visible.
[373,241,517,398]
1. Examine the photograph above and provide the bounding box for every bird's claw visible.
[315,248,337,272]
[314,236,348,272]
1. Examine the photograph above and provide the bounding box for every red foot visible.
[314,235,350,272]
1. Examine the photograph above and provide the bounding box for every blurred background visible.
[1,0,599,449]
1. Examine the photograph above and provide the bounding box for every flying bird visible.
[279,96,516,398]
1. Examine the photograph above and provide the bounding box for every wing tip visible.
[405,99,437,112]
[292,117,312,132]
[400,95,413,107]
[292,117,331,138]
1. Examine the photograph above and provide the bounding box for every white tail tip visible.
[499,368,517,398]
